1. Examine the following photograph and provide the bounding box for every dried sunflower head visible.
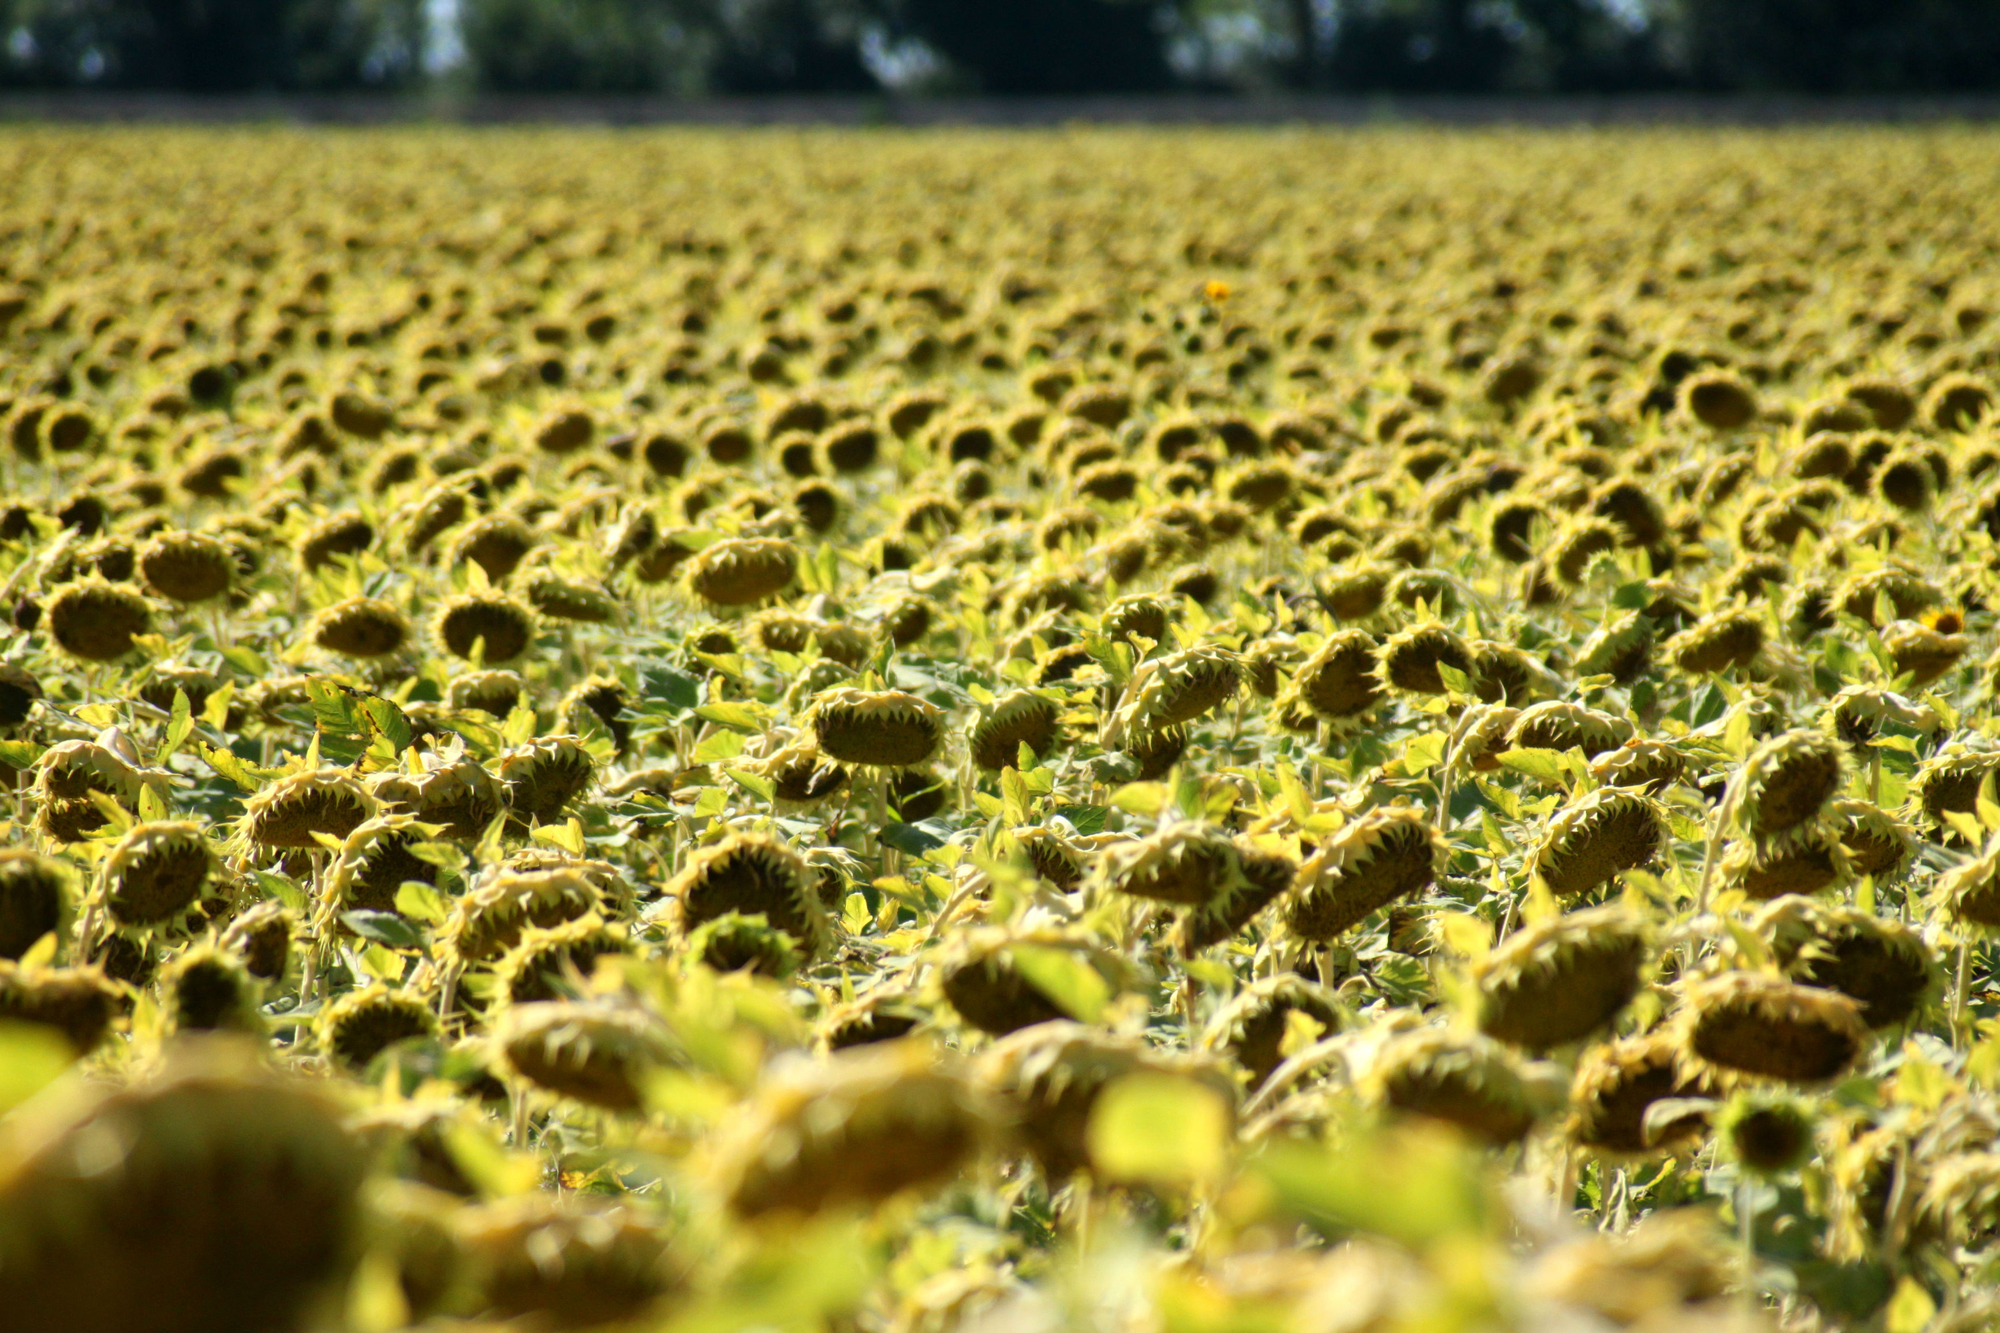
[320,983,439,1069]
[685,536,798,607]
[1757,895,1935,1028]
[101,820,214,932]
[1566,1030,1712,1158]
[0,1040,367,1331]
[497,735,595,826]
[1201,973,1342,1087]
[666,833,829,963]
[161,943,265,1035]
[980,1020,1233,1181]
[1365,1027,1540,1147]
[244,769,374,851]
[970,688,1062,771]
[431,591,536,665]
[1532,788,1666,899]
[310,596,410,658]
[457,1195,679,1328]
[1285,806,1444,942]
[440,866,602,968]
[1728,728,1846,842]
[715,1041,996,1219]
[493,998,675,1112]
[808,688,945,769]
[0,849,74,962]
[44,580,151,661]
[1673,971,1869,1086]
[1474,906,1648,1051]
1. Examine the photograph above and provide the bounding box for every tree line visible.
[4,0,1998,96]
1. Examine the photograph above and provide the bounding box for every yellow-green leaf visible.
[1087,1072,1232,1187]
[1008,944,1110,1023]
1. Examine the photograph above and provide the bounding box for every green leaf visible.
[1403,732,1447,775]
[501,703,537,748]
[0,739,42,769]
[306,679,364,736]
[1112,782,1167,816]
[1690,682,1728,729]
[156,687,193,765]
[1252,1121,1490,1248]
[639,661,701,712]
[1434,662,1473,696]
[725,767,775,803]
[1885,1277,1937,1333]
[1496,748,1567,785]
[341,910,427,950]
[694,701,762,732]
[692,729,746,764]
[0,1021,75,1115]
[394,880,449,924]
[1007,944,1110,1022]
[880,821,948,858]
[361,696,414,753]
[1087,1072,1232,1187]
[220,645,268,677]
[255,870,305,911]
[1001,766,1030,824]
[1611,581,1652,611]
[532,819,587,857]
[1054,804,1108,835]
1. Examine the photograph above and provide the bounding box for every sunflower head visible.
[808,688,946,769]
[1673,971,1870,1087]
[320,983,440,1069]
[102,820,214,932]
[1474,906,1648,1051]
[666,833,828,962]
[244,769,375,851]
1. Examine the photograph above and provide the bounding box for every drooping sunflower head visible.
[1473,906,1649,1051]
[136,529,236,604]
[244,769,375,851]
[970,688,1063,771]
[1673,971,1870,1087]
[685,536,798,607]
[497,735,596,827]
[808,687,946,769]
[162,943,265,1035]
[44,580,151,662]
[1365,1026,1540,1147]
[1729,727,1846,840]
[431,591,537,666]
[102,820,215,932]
[1091,822,1244,907]
[714,1040,996,1219]
[493,998,675,1112]
[666,833,828,962]
[1756,894,1935,1029]
[320,983,439,1070]
[0,849,74,961]
[1285,806,1444,943]
[310,595,410,658]
[1531,787,1667,900]
[1374,621,1472,697]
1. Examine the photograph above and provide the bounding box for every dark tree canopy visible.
[882,0,1175,95]
[1,0,1997,95]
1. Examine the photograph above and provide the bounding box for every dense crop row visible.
[2,127,2000,1332]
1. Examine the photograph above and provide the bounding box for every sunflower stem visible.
[1954,940,1972,1050]
[1738,1179,1757,1298]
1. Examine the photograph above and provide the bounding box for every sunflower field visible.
[3,125,2000,1332]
